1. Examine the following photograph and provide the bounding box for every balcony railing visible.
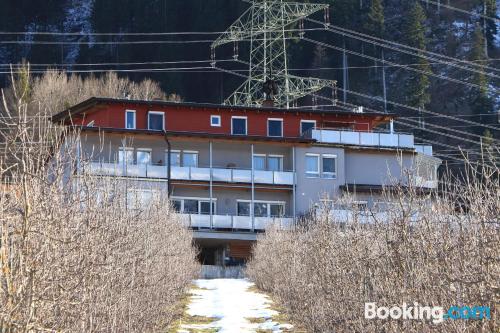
[178,214,294,230]
[304,128,415,148]
[86,162,295,185]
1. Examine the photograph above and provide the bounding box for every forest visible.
[0,0,498,167]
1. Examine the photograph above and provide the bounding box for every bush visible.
[0,94,199,332]
[247,159,499,332]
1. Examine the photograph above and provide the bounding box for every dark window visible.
[200,201,215,215]
[183,200,198,214]
[148,112,164,131]
[300,121,315,135]
[232,117,247,135]
[268,119,283,137]
[322,155,337,178]
[126,111,136,129]
[172,200,182,212]
[254,203,268,217]
[270,204,284,217]
[237,202,250,216]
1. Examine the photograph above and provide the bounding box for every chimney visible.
[262,99,274,108]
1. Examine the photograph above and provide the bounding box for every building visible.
[52,97,440,265]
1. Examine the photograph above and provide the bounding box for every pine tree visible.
[404,2,431,111]
[481,0,498,54]
[469,24,493,117]
[364,0,385,38]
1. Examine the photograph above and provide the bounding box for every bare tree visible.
[0,75,198,332]
[247,155,499,332]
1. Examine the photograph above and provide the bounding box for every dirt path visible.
[177,279,294,333]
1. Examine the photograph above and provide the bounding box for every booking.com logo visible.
[365,302,491,324]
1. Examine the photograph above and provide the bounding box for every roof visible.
[51,97,395,122]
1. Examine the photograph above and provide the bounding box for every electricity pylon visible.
[211,0,337,109]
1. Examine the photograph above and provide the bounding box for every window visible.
[167,150,181,167]
[136,149,152,165]
[172,197,217,215]
[270,204,285,217]
[237,200,286,217]
[172,200,182,212]
[211,115,221,127]
[322,154,337,178]
[183,151,198,167]
[300,120,316,135]
[253,203,268,217]
[200,201,216,215]
[232,116,247,135]
[183,199,199,214]
[253,155,266,171]
[305,154,320,177]
[148,111,164,131]
[268,118,283,137]
[118,148,134,165]
[125,110,136,129]
[268,155,283,171]
[237,202,250,216]
[127,190,154,210]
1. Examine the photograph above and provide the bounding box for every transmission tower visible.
[211,0,337,109]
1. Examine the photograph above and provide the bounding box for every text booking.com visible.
[365,302,491,324]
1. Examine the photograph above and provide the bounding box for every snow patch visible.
[62,0,95,64]
[182,279,293,333]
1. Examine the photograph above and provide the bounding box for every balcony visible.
[178,214,294,231]
[304,128,434,156]
[86,162,295,185]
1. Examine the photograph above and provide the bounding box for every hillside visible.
[0,0,498,167]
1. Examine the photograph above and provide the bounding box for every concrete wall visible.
[294,146,346,214]
[344,150,415,186]
[80,133,293,170]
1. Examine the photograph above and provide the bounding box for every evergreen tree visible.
[404,2,431,110]
[481,0,498,54]
[364,0,385,38]
[469,24,493,117]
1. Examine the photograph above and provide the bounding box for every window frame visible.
[125,110,136,129]
[118,147,135,164]
[171,196,217,215]
[321,154,337,179]
[182,150,199,167]
[136,148,152,165]
[147,111,165,131]
[300,120,316,135]
[231,116,248,135]
[267,154,284,171]
[236,199,286,218]
[166,149,181,167]
[267,118,284,137]
[210,115,221,127]
[252,154,267,171]
[305,153,320,177]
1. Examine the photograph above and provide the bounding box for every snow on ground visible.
[179,279,293,333]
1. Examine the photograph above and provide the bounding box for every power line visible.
[304,37,498,93]
[0,27,325,36]
[307,18,500,75]
[420,0,500,22]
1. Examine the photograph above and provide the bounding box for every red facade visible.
[62,99,392,137]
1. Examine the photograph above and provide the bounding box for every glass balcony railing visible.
[85,162,295,185]
[303,128,434,156]
[177,214,294,231]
